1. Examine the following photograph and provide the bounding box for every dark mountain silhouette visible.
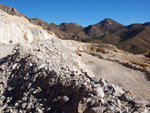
[0,3,150,54]
[144,22,150,26]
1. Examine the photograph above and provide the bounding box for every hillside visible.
[97,24,150,54]
[84,18,124,37]
[1,3,150,54]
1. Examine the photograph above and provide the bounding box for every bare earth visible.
[81,52,150,103]
[65,40,150,103]
[0,44,14,58]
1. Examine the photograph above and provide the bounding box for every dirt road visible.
[81,52,150,103]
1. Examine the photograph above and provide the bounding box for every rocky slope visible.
[0,8,57,44]
[0,3,21,16]
[0,39,150,113]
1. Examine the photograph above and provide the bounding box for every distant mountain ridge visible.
[0,3,150,54]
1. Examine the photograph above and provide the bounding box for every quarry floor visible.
[80,52,150,103]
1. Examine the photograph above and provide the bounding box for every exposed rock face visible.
[0,9,57,44]
[0,3,20,16]
[27,18,53,30]
[0,39,150,112]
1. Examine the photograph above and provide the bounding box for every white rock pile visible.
[0,38,150,113]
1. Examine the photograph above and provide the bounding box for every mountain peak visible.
[102,18,114,22]
[144,22,150,26]
[94,18,124,32]
[51,22,56,25]
[100,18,123,26]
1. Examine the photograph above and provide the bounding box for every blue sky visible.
[0,0,150,27]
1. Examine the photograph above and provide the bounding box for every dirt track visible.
[81,52,150,103]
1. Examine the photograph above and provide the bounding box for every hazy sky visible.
[0,0,150,27]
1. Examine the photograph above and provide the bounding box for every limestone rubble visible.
[0,38,150,113]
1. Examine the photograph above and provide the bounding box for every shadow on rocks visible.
[2,55,86,113]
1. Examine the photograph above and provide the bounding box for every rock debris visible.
[0,38,150,113]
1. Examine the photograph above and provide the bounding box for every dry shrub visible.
[130,61,150,68]
[96,47,106,54]
[82,45,107,54]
